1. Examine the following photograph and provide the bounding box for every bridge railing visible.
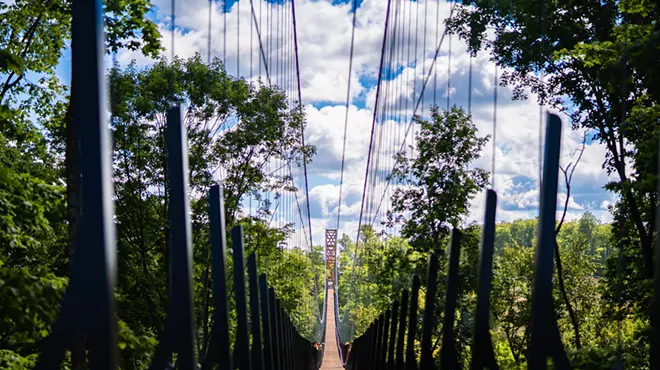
[334,277,351,366]
[33,2,321,368]
[202,187,321,370]
[309,265,328,369]
[340,113,660,370]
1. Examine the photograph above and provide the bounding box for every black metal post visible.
[288,306,294,370]
[363,323,375,370]
[248,254,264,370]
[148,106,197,370]
[260,275,275,370]
[387,301,399,370]
[232,226,252,370]
[440,229,461,370]
[469,190,499,370]
[528,113,571,369]
[35,0,117,367]
[276,299,286,370]
[202,185,232,369]
[406,276,420,370]
[396,290,409,370]
[270,289,282,370]
[381,309,392,369]
[370,318,383,370]
[420,254,439,370]
[284,305,293,370]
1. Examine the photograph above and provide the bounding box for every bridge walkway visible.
[320,283,343,369]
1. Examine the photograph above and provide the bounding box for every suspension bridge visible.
[24,0,660,369]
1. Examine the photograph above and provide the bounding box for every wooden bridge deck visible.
[320,284,343,369]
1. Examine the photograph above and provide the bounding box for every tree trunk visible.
[555,174,582,349]
[601,123,654,278]
[554,241,581,349]
[65,75,86,370]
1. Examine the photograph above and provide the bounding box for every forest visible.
[0,1,324,365]
[336,214,634,368]
[335,0,659,366]
[1,0,659,368]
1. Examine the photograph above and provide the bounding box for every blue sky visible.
[80,0,617,246]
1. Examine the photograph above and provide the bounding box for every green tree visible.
[0,0,162,265]
[447,0,659,279]
[490,216,621,367]
[577,211,613,274]
[0,22,161,358]
[0,2,325,367]
[335,223,482,367]
[258,245,323,339]
[0,0,160,105]
[449,1,659,361]
[240,218,325,341]
[491,241,535,367]
[108,53,316,364]
[1,4,161,364]
[494,218,537,255]
[555,222,600,350]
[337,226,421,337]
[388,106,489,253]
[0,132,67,366]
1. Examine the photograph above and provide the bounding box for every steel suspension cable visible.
[368,18,394,229]
[208,0,212,65]
[447,29,451,111]
[397,0,407,226]
[374,6,399,229]
[468,54,473,114]
[386,0,403,235]
[539,0,547,186]
[492,64,497,189]
[365,10,386,229]
[268,0,271,78]
[390,0,411,228]
[400,0,406,118]
[237,0,240,77]
[422,0,428,117]
[259,0,262,79]
[408,0,420,221]
[370,0,406,227]
[277,1,284,234]
[369,0,457,224]
[276,0,280,84]
[433,0,439,106]
[223,0,226,64]
[291,0,314,249]
[250,0,253,78]
[404,0,412,129]
[345,0,395,340]
[407,0,416,199]
[382,0,399,227]
[353,0,394,259]
[281,0,286,240]
[387,1,402,232]
[335,0,360,232]
[171,0,175,61]
[413,0,419,111]
[248,0,271,85]
[288,1,322,319]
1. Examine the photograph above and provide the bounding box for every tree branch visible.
[555,131,587,349]
[591,79,653,277]
[0,0,53,102]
